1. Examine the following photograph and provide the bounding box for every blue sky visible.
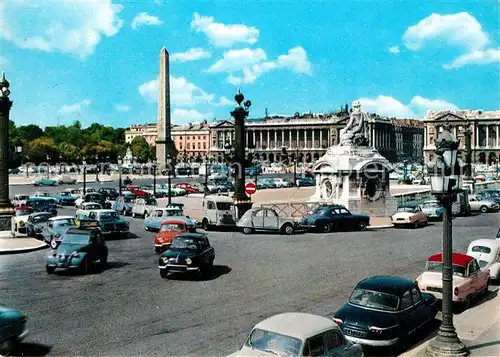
[1,0,498,129]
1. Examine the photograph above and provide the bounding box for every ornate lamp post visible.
[118,156,123,196]
[152,159,157,197]
[166,153,172,206]
[15,139,22,166]
[224,140,232,176]
[0,72,15,235]
[204,155,213,188]
[46,154,50,179]
[95,155,99,182]
[426,122,468,357]
[82,158,87,194]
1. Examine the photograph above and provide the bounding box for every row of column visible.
[475,124,500,148]
[244,128,330,150]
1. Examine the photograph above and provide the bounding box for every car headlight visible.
[185,258,192,265]
[19,221,25,226]
[161,257,169,263]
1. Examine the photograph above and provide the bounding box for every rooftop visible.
[425,109,500,120]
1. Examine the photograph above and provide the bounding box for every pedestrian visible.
[296,178,300,188]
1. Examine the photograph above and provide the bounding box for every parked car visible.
[261,178,277,188]
[25,212,53,238]
[56,175,77,184]
[273,178,290,188]
[33,178,57,186]
[12,194,29,207]
[474,191,500,204]
[416,252,490,309]
[97,187,119,201]
[297,177,315,187]
[0,306,28,355]
[420,200,444,221]
[127,187,151,198]
[331,276,438,352]
[112,194,137,216]
[158,233,215,279]
[13,205,34,234]
[154,219,189,253]
[237,207,296,235]
[208,172,227,180]
[25,197,57,216]
[391,203,428,228]
[200,195,236,231]
[228,312,363,357]
[466,239,500,282]
[143,207,196,232]
[175,182,200,193]
[298,205,370,233]
[54,191,77,206]
[83,209,130,238]
[41,216,78,249]
[131,197,158,218]
[45,225,108,274]
[75,202,103,220]
[468,194,499,213]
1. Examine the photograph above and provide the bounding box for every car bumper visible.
[421,291,464,302]
[17,227,27,233]
[345,335,398,347]
[102,230,129,235]
[154,243,171,249]
[158,264,200,272]
[297,224,315,230]
[46,263,81,269]
[18,326,29,341]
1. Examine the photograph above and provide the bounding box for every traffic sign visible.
[245,182,257,195]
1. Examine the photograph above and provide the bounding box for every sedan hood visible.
[335,303,398,328]
[56,243,87,254]
[417,271,464,287]
[392,212,414,219]
[161,249,196,259]
[0,306,24,320]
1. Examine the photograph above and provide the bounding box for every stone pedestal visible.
[310,144,396,216]
[0,213,14,238]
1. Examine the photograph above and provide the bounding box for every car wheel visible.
[122,208,127,216]
[46,266,55,274]
[80,257,91,275]
[202,219,211,231]
[160,268,169,279]
[480,205,488,213]
[281,223,294,235]
[320,222,331,233]
[0,337,18,355]
[242,227,253,234]
[462,295,472,310]
[143,211,148,218]
[414,222,419,229]
[358,221,367,231]
[50,238,58,249]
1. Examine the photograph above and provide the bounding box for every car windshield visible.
[16,209,33,216]
[59,192,70,196]
[98,212,118,220]
[165,209,183,217]
[397,207,417,213]
[145,198,157,205]
[33,215,51,223]
[349,288,399,311]
[160,223,186,232]
[422,202,439,208]
[86,188,95,192]
[71,190,81,194]
[16,195,29,200]
[54,219,76,227]
[37,192,49,196]
[62,233,90,245]
[425,262,466,277]
[245,328,302,355]
[170,237,199,250]
[85,204,101,210]
[478,260,489,269]
[471,246,491,254]
[216,202,233,210]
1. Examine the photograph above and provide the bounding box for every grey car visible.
[468,194,500,213]
[237,207,296,235]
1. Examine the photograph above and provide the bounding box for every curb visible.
[367,224,394,230]
[0,242,49,255]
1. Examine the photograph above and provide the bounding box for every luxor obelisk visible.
[155,47,173,169]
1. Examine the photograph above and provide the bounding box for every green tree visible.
[131,136,152,163]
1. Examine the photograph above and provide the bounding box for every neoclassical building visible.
[424,109,500,165]
[391,119,425,163]
[125,123,157,146]
[209,107,398,163]
[171,120,211,160]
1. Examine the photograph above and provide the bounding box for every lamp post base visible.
[232,194,253,219]
[0,211,15,238]
[426,328,469,357]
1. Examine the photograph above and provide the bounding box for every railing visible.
[258,201,325,218]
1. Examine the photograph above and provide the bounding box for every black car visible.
[98,187,119,201]
[158,233,215,280]
[25,198,57,216]
[26,212,53,238]
[298,205,370,233]
[330,276,438,352]
[80,193,106,208]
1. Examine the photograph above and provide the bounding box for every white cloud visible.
[355,95,458,118]
[115,104,131,112]
[207,48,267,73]
[443,48,500,69]
[276,47,312,74]
[402,12,489,51]
[215,96,234,106]
[170,48,211,63]
[190,12,259,47]
[172,108,213,124]
[131,12,163,30]
[388,46,400,54]
[59,99,91,114]
[0,0,124,59]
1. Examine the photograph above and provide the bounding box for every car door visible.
[263,209,279,231]
[399,289,418,335]
[337,208,355,229]
[328,208,341,230]
[251,209,265,229]
[323,329,352,356]
[468,259,486,293]
[42,221,52,242]
[302,333,326,357]
[408,287,431,334]
[469,197,478,210]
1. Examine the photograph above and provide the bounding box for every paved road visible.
[0,209,498,356]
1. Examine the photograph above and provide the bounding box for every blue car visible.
[111,194,136,216]
[0,306,28,355]
[40,216,78,249]
[33,178,57,186]
[53,191,77,205]
[420,200,444,221]
[144,207,196,232]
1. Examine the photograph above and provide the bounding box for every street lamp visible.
[46,154,50,179]
[95,155,99,182]
[152,158,157,197]
[204,155,213,188]
[82,158,87,194]
[166,153,172,206]
[426,122,468,357]
[224,140,232,177]
[0,72,15,234]
[118,156,123,196]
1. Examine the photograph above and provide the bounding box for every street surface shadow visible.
[468,339,500,351]
[51,261,129,276]
[166,265,232,281]
[105,232,140,241]
[12,342,52,356]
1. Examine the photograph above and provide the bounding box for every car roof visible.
[175,233,207,240]
[428,253,474,266]
[467,239,499,251]
[253,313,337,340]
[205,195,233,202]
[355,276,414,296]
[49,216,74,221]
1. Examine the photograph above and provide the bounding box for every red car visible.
[154,219,189,253]
[175,182,200,193]
[128,186,151,197]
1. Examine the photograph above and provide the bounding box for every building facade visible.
[391,119,425,163]
[209,108,397,163]
[424,109,500,165]
[171,120,211,161]
[125,124,158,146]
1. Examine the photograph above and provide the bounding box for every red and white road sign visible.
[245,182,257,195]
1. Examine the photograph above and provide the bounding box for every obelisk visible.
[156,47,173,169]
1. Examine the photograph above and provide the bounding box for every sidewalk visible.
[0,238,48,254]
[401,288,500,356]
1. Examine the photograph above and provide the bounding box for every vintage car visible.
[97,187,119,201]
[56,175,77,184]
[25,197,57,216]
[63,188,83,199]
[32,191,51,198]
[12,194,29,207]
[13,205,34,234]
[420,200,444,221]
[41,216,78,249]
[298,205,370,233]
[53,191,77,206]
[33,178,56,186]
[0,306,28,355]
[127,187,151,198]
[391,203,428,228]
[157,184,186,196]
[25,212,53,238]
[75,192,106,209]
[237,208,296,235]
[273,178,291,188]
[84,209,130,237]
[79,187,96,194]
[229,312,363,357]
[468,194,500,213]
[112,194,137,216]
[476,191,500,204]
[154,219,189,253]
[144,207,196,232]
[75,202,103,220]
[466,239,500,282]
[131,197,158,218]
[416,253,490,309]
[175,182,200,193]
[158,233,215,279]
[331,276,438,352]
[201,195,237,230]
[45,225,108,274]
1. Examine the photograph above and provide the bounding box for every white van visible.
[201,195,236,230]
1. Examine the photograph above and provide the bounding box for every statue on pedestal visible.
[339,101,370,146]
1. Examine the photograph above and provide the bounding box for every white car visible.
[273,178,290,188]
[76,202,103,219]
[64,188,83,199]
[12,194,29,207]
[208,172,227,180]
[468,194,499,213]
[466,239,500,282]
[33,191,51,198]
[13,206,34,234]
[57,175,77,184]
[228,312,363,357]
